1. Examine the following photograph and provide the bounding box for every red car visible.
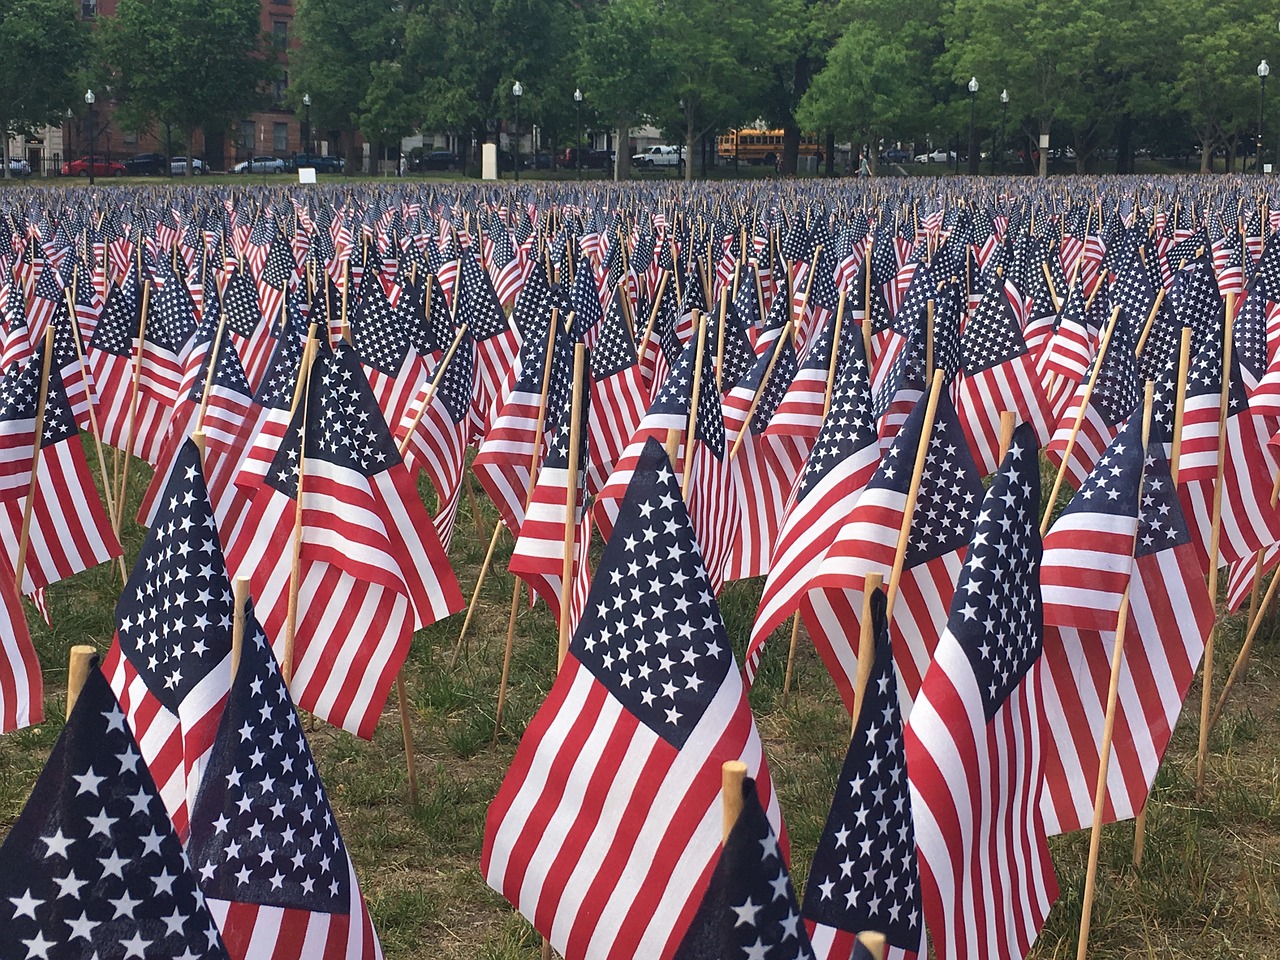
[61,156,126,177]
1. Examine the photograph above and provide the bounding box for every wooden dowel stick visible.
[449,523,504,668]
[721,760,749,842]
[885,369,946,620]
[997,411,1017,464]
[556,345,586,668]
[682,314,709,499]
[15,327,56,594]
[194,313,230,434]
[231,576,249,687]
[780,615,802,710]
[824,291,848,421]
[67,644,96,720]
[1040,305,1123,535]
[714,288,729,392]
[857,932,887,960]
[115,280,151,528]
[849,573,885,736]
[395,324,470,457]
[729,320,794,461]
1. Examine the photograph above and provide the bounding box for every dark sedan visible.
[293,153,345,173]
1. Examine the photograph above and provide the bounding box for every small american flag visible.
[905,423,1059,960]
[0,552,40,733]
[803,588,923,960]
[187,605,383,960]
[586,288,648,496]
[483,438,783,960]
[0,663,231,960]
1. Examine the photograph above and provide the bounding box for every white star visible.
[731,896,762,927]
[8,889,40,920]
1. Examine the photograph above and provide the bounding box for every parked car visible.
[233,156,285,174]
[913,149,955,163]
[293,152,344,173]
[123,152,166,175]
[416,151,458,171]
[632,145,683,169]
[170,157,205,175]
[880,147,911,164]
[62,155,126,177]
[6,158,30,177]
[562,147,613,169]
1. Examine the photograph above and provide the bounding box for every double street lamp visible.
[512,81,523,182]
[967,76,979,175]
[574,87,583,180]
[302,92,312,157]
[996,88,1009,174]
[85,89,96,186]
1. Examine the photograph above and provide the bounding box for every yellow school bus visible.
[716,129,821,165]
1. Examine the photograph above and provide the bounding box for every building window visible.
[123,131,137,145]
[81,0,96,17]
[273,122,288,153]
[240,120,256,153]
[273,20,288,48]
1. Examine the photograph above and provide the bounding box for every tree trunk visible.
[825,132,835,177]
[1,137,9,181]
[1037,119,1049,179]
[684,117,695,182]
[1200,135,1212,174]
[781,123,800,176]
[184,127,196,177]
[1115,113,1133,174]
[614,121,630,181]
[866,138,879,177]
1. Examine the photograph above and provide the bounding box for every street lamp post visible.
[512,81,523,182]
[574,87,583,180]
[85,89,96,186]
[303,93,312,158]
[1259,61,1270,173]
[967,76,979,175]
[998,89,1009,175]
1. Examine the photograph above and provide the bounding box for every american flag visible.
[104,439,234,835]
[472,300,565,538]
[0,555,40,733]
[220,270,275,390]
[187,604,383,960]
[805,390,983,717]
[227,342,462,739]
[1041,280,1099,385]
[1175,294,1233,482]
[746,340,878,684]
[722,336,804,582]
[482,438,783,960]
[803,588,923,960]
[396,328,474,551]
[586,288,648,496]
[569,257,604,345]
[904,423,1059,960]
[508,346,592,625]
[672,776,814,960]
[350,267,429,431]
[455,247,520,437]
[594,330,739,593]
[1041,416,1143,633]
[0,351,121,597]
[26,262,64,341]
[956,278,1052,475]
[0,664,231,960]
[1044,307,1139,491]
[1040,441,1212,835]
[764,312,841,448]
[73,266,105,344]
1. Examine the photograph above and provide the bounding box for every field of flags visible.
[1,175,1279,959]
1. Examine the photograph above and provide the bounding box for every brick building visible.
[10,0,311,175]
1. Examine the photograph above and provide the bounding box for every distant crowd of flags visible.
[0,177,1278,960]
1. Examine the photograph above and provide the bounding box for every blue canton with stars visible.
[950,422,1043,720]
[802,588,923,953]
[571,439,732,749]
[591,290,638,381]
[116,440,233,713]
[672,778,814,960]
[1136,442,1193,559]
[0,346,78,450]
[962,282,1028,374]
[793,339,875,503]
[187,604,351,911]
[1057,414,1144,523]
[899,395,984,569]
[0,665,230,960]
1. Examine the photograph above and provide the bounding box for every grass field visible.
[1,450,1279,958]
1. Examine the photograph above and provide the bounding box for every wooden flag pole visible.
[635,272,668,368]
[557,344,587,668]
[1168,326,1194,480]
[231,576,249,687]
[492,316,564,734]
[885,368,946,621]
[1040,304,1123,535]
[848,572,885,736]
[282,339,317,688]
[1076,381,1154,960]
[458,314,560,671]
[14,327,56,595]
[63,278,126,585]
[194,313,230,435]
[996,411,1018,465]
[1132,288,1168,359]
[721,760,749,842]
[1196,292,1236,802]
[682,314,709,500]
[728,320,794,461]
[395,324,470,455]
[856,933,887,960]
[863,238,875,371]
[714,288,729,392]
[114,279,151,529]
[825,290,848,419]
[67,644,97,720]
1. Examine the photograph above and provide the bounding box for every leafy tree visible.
[101,0,273,175]
[0,0,89,179]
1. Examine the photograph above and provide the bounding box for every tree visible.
[0,0,89,179]
[101,0,273,175]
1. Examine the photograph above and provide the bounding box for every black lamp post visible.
[85,89,96,185]
[967,76,979,175]
[303,92,312,158]
[997,88,1009,174]
[1259,61,1270,173]
[512,81,523,181]
[574,87,583,180]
